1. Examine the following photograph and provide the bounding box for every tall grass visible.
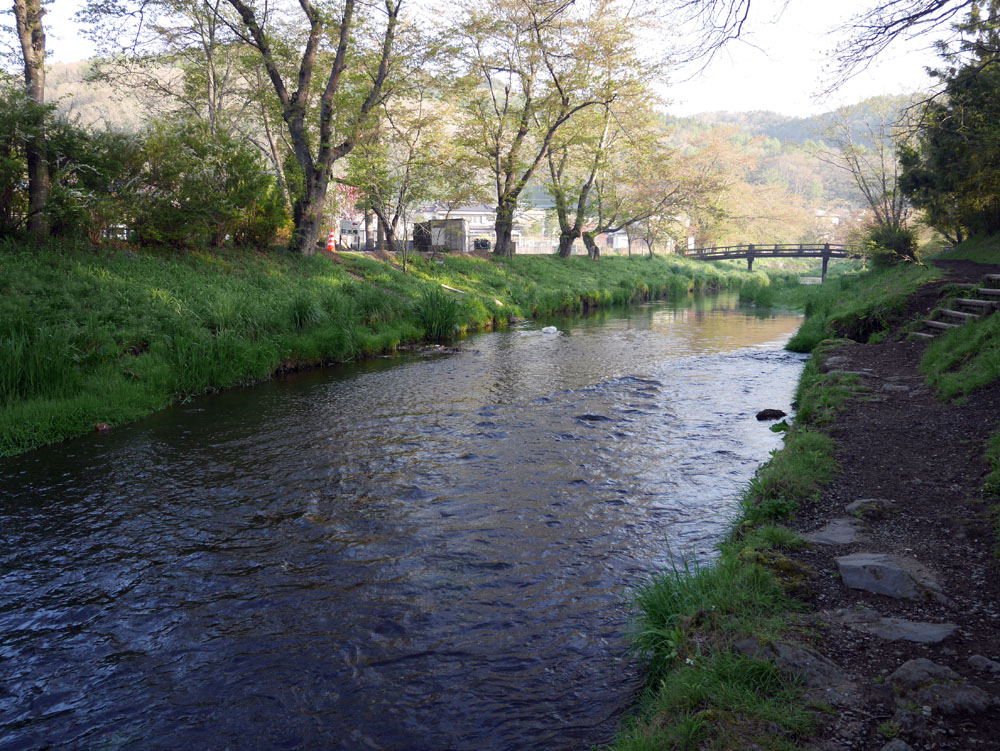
[921,313,1000,399]
[0,243,793,456]
[413,287,462,341]
[611,370,838,751]
[0,319,78,405]
[783,264,937,353]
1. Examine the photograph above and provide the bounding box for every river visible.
[0,292,805,751]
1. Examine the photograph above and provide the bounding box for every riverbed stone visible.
[881,383,912,393]
[834,608,957,643]
[888,658,960,689]
[755,408,786,421]
[914,682,992,715]
[968,655,1000,674]
[820,355,851,372]
[803,517,864,545]
[835,553,948,603]
[733,638,855,706]
[881,740,914,751]
[845,498,897,518]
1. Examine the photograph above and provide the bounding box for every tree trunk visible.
[582,232,600,260]
[290,190,327,255]
[14,0,49,238]
[493,205,516,258]
[364,210,373,251]
[377,216,386,251]
[556,233,577,258]
[260,102,292,214]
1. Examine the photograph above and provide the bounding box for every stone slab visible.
[835,608,957,643]
[835,553,948,603]
[804,518,865,545]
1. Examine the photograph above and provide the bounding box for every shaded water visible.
[1,293,805,751]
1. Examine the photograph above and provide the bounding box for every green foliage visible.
[862,224,919,268]
[737,429,836,527]
[631,555,790,678]
[900,61,1000,241]
[793,346,867,426]
[287,293,324,331]
[0,80,286,246]
[783,264,937,352]
[414,287,462,341]
[921,311,1000,399]
[135,121,286,247]
[0,318,79,406]
[0,245,764,456]
[933,234,1000,264]
[738,272,778,306]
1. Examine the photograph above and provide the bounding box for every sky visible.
[663,0,942,115]
[37,0,943,117]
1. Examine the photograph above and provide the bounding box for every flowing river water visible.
[1,292,806,751]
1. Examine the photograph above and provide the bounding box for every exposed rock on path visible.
[783,259,1000,749]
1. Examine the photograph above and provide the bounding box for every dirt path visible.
[788,260,1000,750]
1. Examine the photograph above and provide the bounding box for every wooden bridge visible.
[680,243,853,279]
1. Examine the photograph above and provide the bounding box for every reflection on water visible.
[0,293,805,750]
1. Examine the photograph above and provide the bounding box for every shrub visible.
[414,286,462,342]
[863,224,919,268]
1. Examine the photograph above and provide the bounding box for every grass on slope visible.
[0,241,792,457]
[782,264,938,353]
[931,235,1000,264]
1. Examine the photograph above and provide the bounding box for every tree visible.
[81,0,249,135]
[223,0,402,254]
[452,0,623,257]
[540,0,667,258]
[832,0,980,84]
[345,87,448,269]
[80,0,296,212]
[899,3,1000,240]
[817,98,913,233]
[547,105,682,259]
[12,0,49,237]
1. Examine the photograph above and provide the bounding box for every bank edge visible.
[608,251,1000,751]
[0,241,797,458]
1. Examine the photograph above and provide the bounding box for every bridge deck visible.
[682,243,851,260]
[679,243,854,279]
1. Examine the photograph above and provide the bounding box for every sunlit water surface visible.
[1,293,806,750]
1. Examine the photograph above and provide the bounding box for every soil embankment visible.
[787,259,1000,750]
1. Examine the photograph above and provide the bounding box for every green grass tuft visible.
[921,313,1000,400]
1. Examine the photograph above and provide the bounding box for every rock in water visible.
[756,408,787,421]
[541,326,558,334]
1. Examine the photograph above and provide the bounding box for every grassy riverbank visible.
[0,240,798,457]
[609,258,962,750]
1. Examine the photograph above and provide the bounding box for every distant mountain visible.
[678,110,831,145]
[672,94,917,148]
[46,61,143,131]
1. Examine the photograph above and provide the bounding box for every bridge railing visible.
[682,243,853,258]
[679,242,856,279]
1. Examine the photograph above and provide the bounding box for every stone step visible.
[908,331,936,340]
[977,287,1000,297]
[940,308,980,320]
[924,319,960,330]
[983,274,1000,282]
[956,297,997,310]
